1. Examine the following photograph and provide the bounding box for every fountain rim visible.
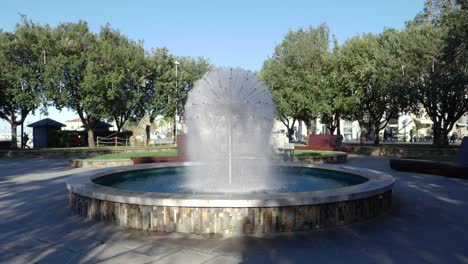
[66,162,394,208]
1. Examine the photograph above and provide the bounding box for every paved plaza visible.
[0,156,467,264]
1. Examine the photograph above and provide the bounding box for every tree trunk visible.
[20,123,24,149]
[11,122,18,149]
[336,116,341,136]
[373,123,381,145]
[433,125,449,146]
[358,121,366,145]
[146,125,151,145]
[87,128,96,148]
[306,118,315,135]
[173,119,177,145]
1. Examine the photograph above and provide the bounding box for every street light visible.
[174,60,180,146]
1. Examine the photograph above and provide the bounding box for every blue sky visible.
[1,0,425,130]
[3,0,425,71]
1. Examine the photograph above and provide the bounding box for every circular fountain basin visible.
[66,162,394,235]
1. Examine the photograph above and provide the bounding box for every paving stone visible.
[75,243,132,263]
[202,255,241,264]
[36,232,103,252]
[108,237,155,250]
[135,242,181,259]
[0,253,30,264]
[60,237,104,253]
[152,249,214,264]
[98,251,159,264]
[30,247,80,264]
[0,236,49,254]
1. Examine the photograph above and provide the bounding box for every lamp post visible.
[174,60,180,146]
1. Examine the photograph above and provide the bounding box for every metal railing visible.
[96,133,129,147]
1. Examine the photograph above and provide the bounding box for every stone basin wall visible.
[69,190,392,235]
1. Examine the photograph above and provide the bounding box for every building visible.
[64,118,117,131]
[64,118,84,131]
[27,118,66,148]
[273,111,468,143]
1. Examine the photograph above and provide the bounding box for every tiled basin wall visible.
[69,190,392,235]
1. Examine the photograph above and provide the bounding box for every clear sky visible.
[1,0,425,131]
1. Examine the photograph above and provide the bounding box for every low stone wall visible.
[341,144,457,158]
[69,190,392,235]
[0,146,175,159]
[294,152,347,164]
[69,159,133,168]
[389,159,468,179]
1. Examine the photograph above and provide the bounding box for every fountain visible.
[67,68,394,235]
[184,68,275,193]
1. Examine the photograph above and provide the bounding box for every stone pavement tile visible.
[74,243,133,264]
[152,249,214,264]
[0,235,80,263]
[0,252,30,264]
[0,236,50,254]
[209,237,257,258]
[54,238,103,252]
[98,251,159,264]
[134,242,181,260]
[80,226,132,243]
[108,236,155,250]
[24,246,80,264]
[38,233,104,253]
[202,255,241,264]
[154,235,224,252]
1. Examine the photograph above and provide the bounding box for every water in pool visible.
[93,166,368,194]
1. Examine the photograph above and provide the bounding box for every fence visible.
[96,134,129,147]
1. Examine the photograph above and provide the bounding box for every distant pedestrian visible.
[389,130,394,142]
[410,129,414,142]
[22,133,30,149]
[383,129,388,142]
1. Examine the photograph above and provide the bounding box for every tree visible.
[319,38,349,136]
[260,24,331,139]
[44,21,103,147]
[144,48,176,144]
[144,51,211,143]
[90,25,147,132]
[339,30,409,144]
[0,18,52,148]
[403,1,467,145]
[175,56,211,120]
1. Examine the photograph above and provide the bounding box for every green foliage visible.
[44,21,103,147]
[144,51,211,121]
[260,24,332,136]
[402,1,467,145]
[0,17,52,148]
[339,30,410,144]
[176,56,211,118]
[90,25,147,131]
[144,48,177,121]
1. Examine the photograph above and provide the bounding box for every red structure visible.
[295,134,343,151]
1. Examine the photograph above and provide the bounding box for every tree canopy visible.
[0,18,52,148]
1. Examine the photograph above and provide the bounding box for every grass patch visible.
[87,150,177,160]
[408,156,456,162]
[294,150,342,158]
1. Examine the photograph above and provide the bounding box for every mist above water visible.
[184,68,275,193]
